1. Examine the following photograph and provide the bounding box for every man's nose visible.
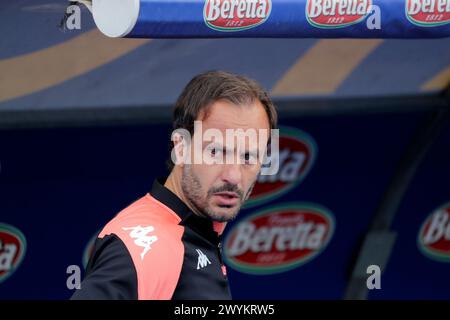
[220,164,242,186]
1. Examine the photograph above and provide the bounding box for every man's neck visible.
[164,169,228,235]
[164,169,204,218]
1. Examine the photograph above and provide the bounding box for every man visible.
[71,71,278,300]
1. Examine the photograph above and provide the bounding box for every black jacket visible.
[71,178,231,300]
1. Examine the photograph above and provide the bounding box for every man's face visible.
[180,99,270,222]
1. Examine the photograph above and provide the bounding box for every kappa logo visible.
[122,225,158,260]
[196,249,212,269]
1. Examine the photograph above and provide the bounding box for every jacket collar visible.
[150,178,225,245]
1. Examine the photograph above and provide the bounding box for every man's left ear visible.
[170,129,191,167]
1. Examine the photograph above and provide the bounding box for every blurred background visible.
[0,0,449,300]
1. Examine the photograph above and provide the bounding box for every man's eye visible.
[210,148,222,156]
[242,153,256,164]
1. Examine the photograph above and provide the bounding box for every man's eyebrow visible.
[202,140,261,154]
[202,141,224,148]
[243,150,259,157]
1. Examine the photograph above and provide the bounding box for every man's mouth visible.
[212,192,240,206]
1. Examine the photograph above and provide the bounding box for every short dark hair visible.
[167,70,278,171]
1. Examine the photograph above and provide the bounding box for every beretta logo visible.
[418,202,450,262]
[306,0,372,28]
[0,223,27,283]
[245,126,317,208]
[224,203,335,274]
[204,0,272,32]
[406,0,450,27]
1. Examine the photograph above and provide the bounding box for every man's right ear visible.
[170,129,191,167]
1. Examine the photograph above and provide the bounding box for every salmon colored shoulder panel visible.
[99,194,184,300]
